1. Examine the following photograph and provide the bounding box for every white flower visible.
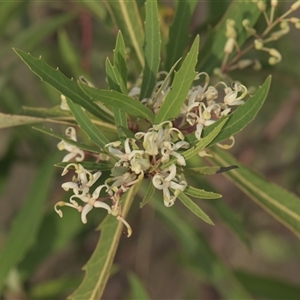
[61,163,101,195]
[223,82,247,106]
[57,127,85,162]
[160,140,189,166]
[69,185,112,224]
[152,164,187,207]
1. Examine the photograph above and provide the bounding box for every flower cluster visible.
[55,70,247,236]
[220,0,300,72]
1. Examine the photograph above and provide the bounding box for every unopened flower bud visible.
[268,48,282,64]
[253,59,262,71]
[224,38,235,54]
[271,0,278,7]
[237,59,253,69]
[291,1,300,11]
[254,39,264,50]
[257,1,266,11]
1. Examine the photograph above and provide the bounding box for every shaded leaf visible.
[140,180,155,208]
[127,272,150,300]
[211,147,300,239]
[165,0,197,70]
[0,155,58,292]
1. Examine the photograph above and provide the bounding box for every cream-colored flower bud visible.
[226,19,236,39]
[257,0,266,11]
[237,59,253,69]
[291,1,300,11]
[224,38,235,54]
[254,39,264,50]
[271,0,278,7]
[268,48,282,64]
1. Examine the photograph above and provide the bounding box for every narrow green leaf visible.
[165,0,197,70]
[0,112,71,129]
[66,99,109,149]
[185,186,222,199]
[178,193,214,225]
[13,49,113,123]
[69,184,138,300]
[127,272,150,300]
[184,165,238,176]
[106,32,128,140]
[189,76,272,146]
[113,31,128,93]
[103,0,144,68]
[211,147,300,239]
[80,85,155,123]
[183,118,228,162]
[33,126,100,154]
[198,2,261,73]
[140,0,161,100]
[140,180,155,208]
[155,35,199,123]
[0,154,57,292]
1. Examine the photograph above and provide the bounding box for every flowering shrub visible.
[1,1,300,299]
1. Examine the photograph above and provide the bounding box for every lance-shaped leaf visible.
[178,192,214,225]
[188,76,272,146]
[183,118,227,162]
[13,49,113,123]
[185,186,222,199]
[33,126,100,154]
[211,147,300,239]
[80,85,155,123]
[165,0,197,70]
[140,180,155,208]
[66,99,110,149]
[0,112,71,129]
[184,165,238,176]
[198,2,261,73]
[103,0,144,68]
[69,184,138,300]
[140,0,161,100]
[106,31,128,140]
[0,155,57,292]
[127,272,151,300]
[155,35,199,123]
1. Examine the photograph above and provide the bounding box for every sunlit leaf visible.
[185,186,222,199]
[140,0,161,100]
[66,99,109,149]
[155,35,199,123]
[79,85,155,123]
[103,0,144,68]
[13,49,113,123]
